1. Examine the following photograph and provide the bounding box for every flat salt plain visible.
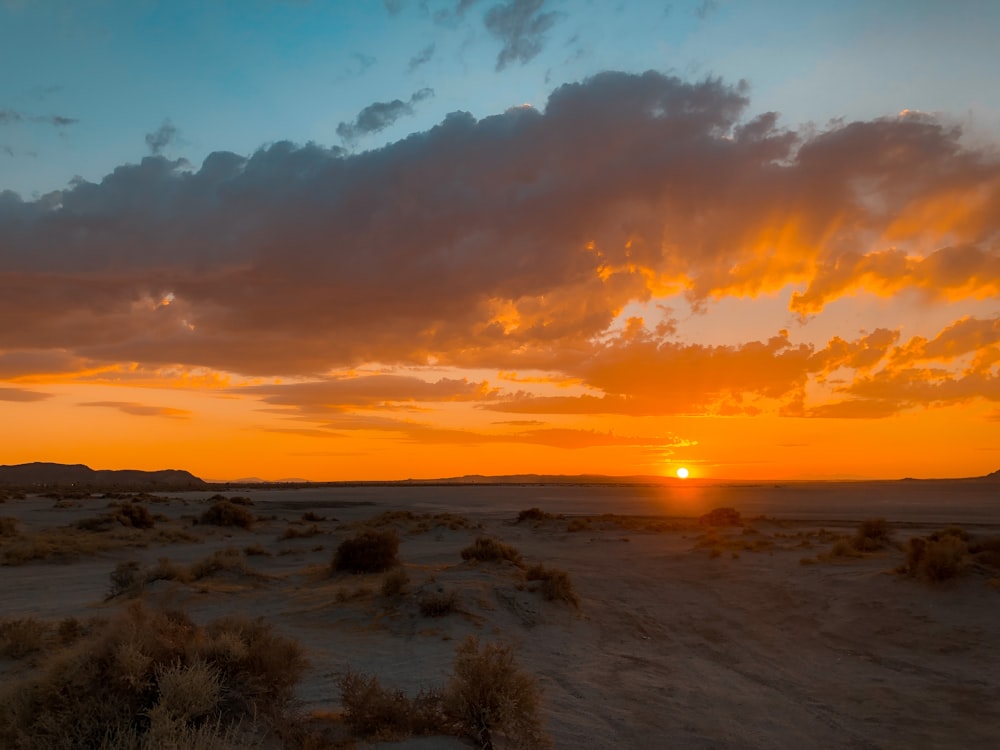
[2,480,999,748]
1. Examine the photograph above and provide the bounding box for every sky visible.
[1,0,999,481]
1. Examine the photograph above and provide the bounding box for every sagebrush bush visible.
[108,560,144,598]
[460,536,523,565]
[381,567,410,597]
[698,507,742,527]
[0,617,48,659]
[970,535,1000,569]
[516,508,555,524]
[113,502,156,529]
[851,518,892,552]
[0,516,19,537]
[280,523,320,541]
[333,529,399,573]
[418,590,458,617]
[443,636,550,750]
[339,672,436,740]
[902,535,969,582]
[199,501,255,529]
[0,603,306,749]
[525,564,579,607]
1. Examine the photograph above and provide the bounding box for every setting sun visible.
[676,467,689,479]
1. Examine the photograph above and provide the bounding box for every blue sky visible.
[3,0,998,199]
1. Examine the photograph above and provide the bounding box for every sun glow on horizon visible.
[676,467,689,479]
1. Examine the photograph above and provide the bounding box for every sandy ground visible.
[2,483,999,748]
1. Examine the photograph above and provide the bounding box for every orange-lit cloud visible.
[0,386,50,402]
[79,401,192,419]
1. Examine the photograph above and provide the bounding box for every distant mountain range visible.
[1,463,997,490]
[0,462,208,490]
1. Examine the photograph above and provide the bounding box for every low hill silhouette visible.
[0,462,208,490]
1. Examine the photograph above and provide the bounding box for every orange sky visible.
[2,74,998,481]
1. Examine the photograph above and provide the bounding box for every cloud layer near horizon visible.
[1,70,998,425]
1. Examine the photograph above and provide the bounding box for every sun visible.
[676,467,689,479]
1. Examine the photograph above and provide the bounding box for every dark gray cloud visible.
[145,119,177,155]
[337,87,434,142]
[408,42,436,71]
[484,0,558,70]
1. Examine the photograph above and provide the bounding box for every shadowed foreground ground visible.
[1,484,998,748]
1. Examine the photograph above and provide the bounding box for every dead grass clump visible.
[460,536,523,566]
[516,508,556,524]
[0,603,306,749]
[699,507,743,527]
[199,501,255,529]
[301,511,326,522]
[0,617,49,659]
[381,567,410,597]
[280,523,321,541]
[901,535,969,582]
[333,529,399,574]
[851,517,892,552]
[418,590,458,618]
[524,564,579,607]
[443,636,550,750]
[0,516,20,537]
[929,525,970,542]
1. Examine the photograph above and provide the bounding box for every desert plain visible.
[1,480,999,749]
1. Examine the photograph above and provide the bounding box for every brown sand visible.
[2,484,999,748]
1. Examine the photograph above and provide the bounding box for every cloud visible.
[0,108,77,127]
[337,88,435,142]
[243,374,497,412]
[484,0,558,70]
[0,69,997,392]
[145,119,177,155]
[694,0,719,20]
[0,386,51,402]
[79,401,192,419]
[408,43,436,72]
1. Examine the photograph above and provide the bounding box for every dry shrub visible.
[301,511,326,522]
[0,603,305,749]
[338,673,445,741]
[851,518,892,552]
[418,590,458,618]
[460,536,523,566]
[443,636,550,750]
[280,523,321,541]
[109,560,144,598]
[243,544,272,557]
[333,529,399,574]
[381,567,410,597]
[565,518,591,533]
[699,507,742,527]
[524,564,579,607]
[902,535,969,582]
[187,548,249,581]
[226,496,254,506]
[0,617,49,659]
[113,503,156,530]
[516,508,555,524]
[0,516,20,537]
[199,501,255,529]
[829,538,862,558]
